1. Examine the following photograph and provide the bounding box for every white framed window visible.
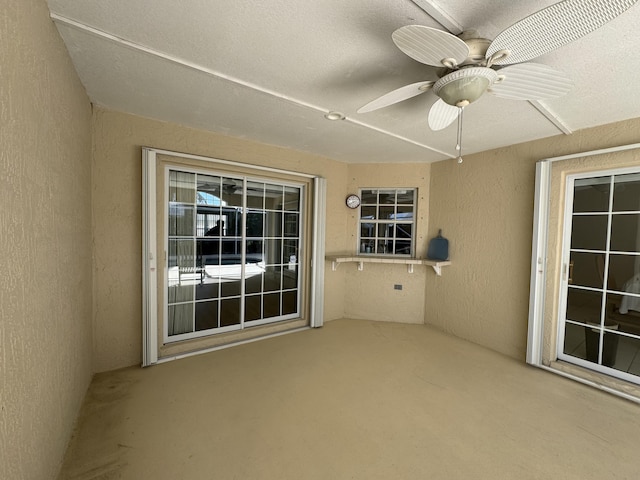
[358,188,416,256]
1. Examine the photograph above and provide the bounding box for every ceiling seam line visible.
[345,118,456,158]
[50,12,449,158]
[528,100,573,135]
[410,0,463,34]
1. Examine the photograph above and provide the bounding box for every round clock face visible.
[346,194,361,209]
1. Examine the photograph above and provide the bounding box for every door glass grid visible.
[166,169,302,341]
[561,172,640,379]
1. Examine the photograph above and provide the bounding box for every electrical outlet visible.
[394,284,402,290]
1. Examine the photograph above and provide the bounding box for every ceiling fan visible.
[357,0,638,162]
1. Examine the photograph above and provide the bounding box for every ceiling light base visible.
[433,67,498,107]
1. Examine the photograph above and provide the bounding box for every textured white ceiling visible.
[47,0,640,163]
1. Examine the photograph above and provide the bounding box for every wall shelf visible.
[326,255,451,276]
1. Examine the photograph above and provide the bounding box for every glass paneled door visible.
[559,171,640,382]
[166,168,302,342]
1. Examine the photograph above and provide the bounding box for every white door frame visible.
[528,142,640,365]
[141,148,326,366]
[527,142,640,402]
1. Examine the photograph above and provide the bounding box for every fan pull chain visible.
[456,106,464,164]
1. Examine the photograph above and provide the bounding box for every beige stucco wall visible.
[338,163,431,323]
[425,117,640,360]
[0,1,93,479]
[91,108,350,372]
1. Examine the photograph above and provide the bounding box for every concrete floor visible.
[58,319,640,479]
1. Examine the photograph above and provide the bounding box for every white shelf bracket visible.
[407,264,414,273]
[432,264,442,276]
[331,260,339,271]
[357,261,364,271]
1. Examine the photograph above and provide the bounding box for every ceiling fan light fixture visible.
[433,67,498,107]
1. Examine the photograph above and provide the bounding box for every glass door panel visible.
[166,168,302,342]
[560,171,640,380]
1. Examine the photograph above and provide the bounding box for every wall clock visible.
[345,194,361,209]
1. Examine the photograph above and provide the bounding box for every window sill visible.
[325,255,451,275]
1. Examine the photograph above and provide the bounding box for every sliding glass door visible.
[166,167,302,343]
[558,170,640,382]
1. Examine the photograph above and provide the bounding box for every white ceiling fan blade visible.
[428,99,460,131]
[488,63,573,100]
[392,25,469,67]
[486,0,639,65]
[357,81,434,113]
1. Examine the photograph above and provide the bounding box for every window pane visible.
[220,298,241,327]
[263,293,281,318]
[394,240,411,255]
[265,211,282,237]
[573,177,610,212]
[566,288,603,324]
[360,221,375,238]
[284,186,300,211]
[610,214,640,252]
[246,181,264,209]
[220,238,241,257]
[569,251,604,289]
[283,239,298,261]
[284,213,299,237]
[283,291,297,315]
[195,276,219,301]
[378,190,396,204]
[376,240,390,255]
[608,254,639,292]
[613,173,640,212]
[221,278,242,297]
[246,239,263,261]
[169,171,195,204]
[563,322,587,361]
[570,215,608,250]
[397,224,412,239]
[245,272,264,295]
[245,295,262,321]
[195,300,218,331]
[607,335,640,372]
[379,205,394,219]
[264,239,282,264]
[197,175,222,205]
[283,269,298,289]
[265,184,284,210]
[397,205,413,215]
[361,206,376,219]
[198,238,220,264]
[244,212,263,237]
[168,303,193,335]
[169,204,194,236]
[221,177,242,207]
[361,190,377,205]
[264,266,282,292]
[397,190,414,204]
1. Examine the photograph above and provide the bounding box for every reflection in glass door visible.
[559,171,640,382]
[166,168,302,342]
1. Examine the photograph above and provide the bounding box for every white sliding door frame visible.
[142,148,158,366]
[527,142,640,403]
[142,147,325,367]
[311,176,326,328]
